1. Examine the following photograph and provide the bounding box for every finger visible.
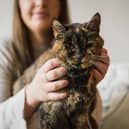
[101,55,110,65]
[93,54,110,65]
[40,58,61,73]
[47,80,69,92]
[46,67,67,81]
[101,48,108,55]
[48,92,68,101]
[93,61,109,77]
[101,48,110,62]
[92,69,103,84]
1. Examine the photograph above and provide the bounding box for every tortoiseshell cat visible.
[13,13,104,129]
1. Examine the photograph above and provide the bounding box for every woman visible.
[0,0,109,129]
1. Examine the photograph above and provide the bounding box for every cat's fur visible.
[13,13,104,129]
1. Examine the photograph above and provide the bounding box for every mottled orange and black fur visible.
[13,13,104,129]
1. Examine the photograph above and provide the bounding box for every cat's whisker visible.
[91,55,109,64]
[88,41,96,45]
[81,27,88,32]
[87,31,97,37]
[89,60,96,66]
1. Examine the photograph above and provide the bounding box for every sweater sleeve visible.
[0,39,27,129]
[0,89,27,129]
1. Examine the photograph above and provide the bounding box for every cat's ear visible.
[87,12,101,32]
[52,18,65,38]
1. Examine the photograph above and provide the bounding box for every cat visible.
[13,13,104,129]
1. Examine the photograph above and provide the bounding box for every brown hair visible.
[12,0,71,68]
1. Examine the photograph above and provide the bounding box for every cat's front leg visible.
[39,101,71,129]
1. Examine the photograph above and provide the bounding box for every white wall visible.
[0,0,13,38]
[0,0,129,63]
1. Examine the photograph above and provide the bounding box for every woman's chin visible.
[31,23,51,32]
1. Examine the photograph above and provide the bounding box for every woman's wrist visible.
[24,84,40,120]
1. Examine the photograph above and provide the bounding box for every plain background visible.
[0,0,129,63]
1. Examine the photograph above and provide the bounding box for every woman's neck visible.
[29,30,53,60]
[29,30,52,48]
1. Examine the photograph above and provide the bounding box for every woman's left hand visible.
[92,48,110,84]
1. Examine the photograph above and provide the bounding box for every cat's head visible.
[52,12,102,62]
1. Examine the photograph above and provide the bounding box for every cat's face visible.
[52,13,101,66]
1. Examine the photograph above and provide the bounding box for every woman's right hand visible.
[24,58,69,120]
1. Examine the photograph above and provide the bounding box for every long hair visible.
[12,0,71,68]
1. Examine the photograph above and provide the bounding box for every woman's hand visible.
[24,58,69,120]
[92,48,110,84]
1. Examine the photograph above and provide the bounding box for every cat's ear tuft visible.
[88,12,101,32]
[52,18,65,38]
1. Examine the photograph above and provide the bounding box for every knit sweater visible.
[0,39,27,129]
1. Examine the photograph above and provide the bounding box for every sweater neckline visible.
[31,42,52,61]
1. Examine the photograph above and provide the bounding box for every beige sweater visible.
[0,39,102,129]
[0,39,27,129]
